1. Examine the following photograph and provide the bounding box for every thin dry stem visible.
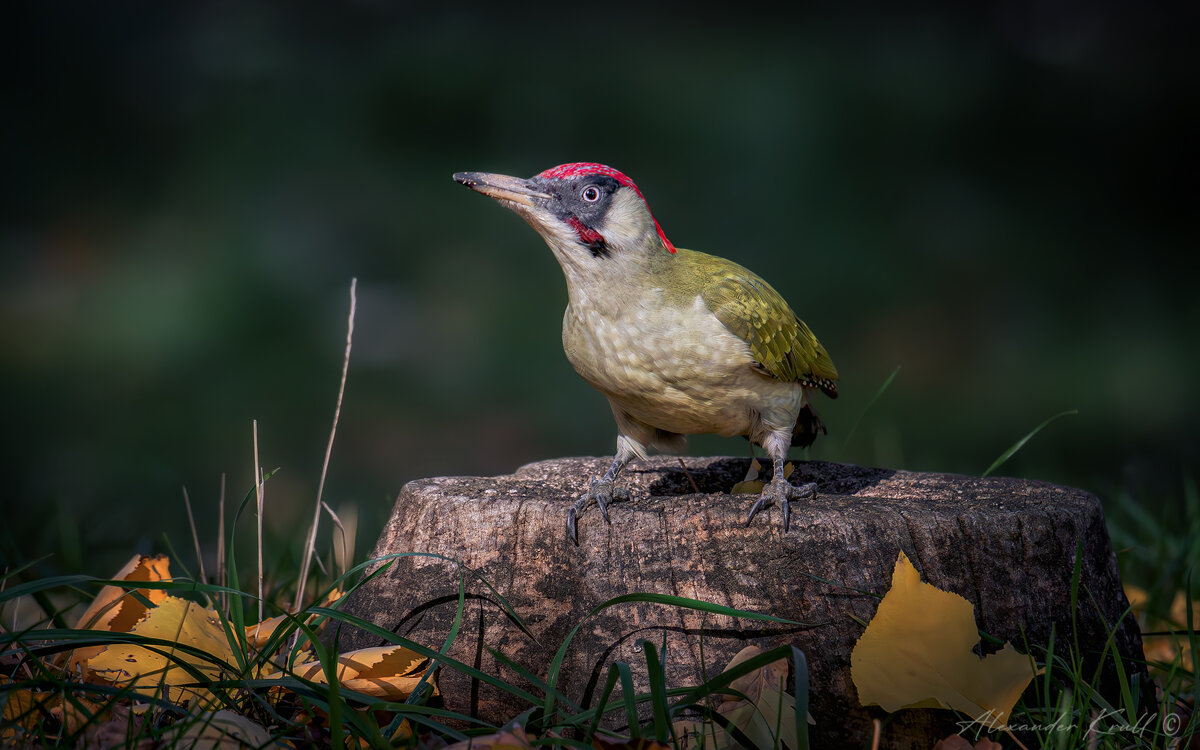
[3,568,16,632]
[294,277,357,612]
[217,472,226,611]
[181,486,207,585]
[322,501,348,581]
[677,457,701,494]
[253,419,264,632]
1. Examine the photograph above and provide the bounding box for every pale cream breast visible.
[562,292,803,437]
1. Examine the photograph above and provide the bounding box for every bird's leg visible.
[567,437,641,544]
[744,455,817,533]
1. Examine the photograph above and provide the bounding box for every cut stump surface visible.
[339,457,1142,749]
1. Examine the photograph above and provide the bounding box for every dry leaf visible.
[160,710,282,749]
[0,683,110,745]
[443,723,534,750]
[84,596,236,707]
[850,551,1037,728]
[280,644,435,700]
[1126,584,1196,674]
[49,694,110,734]
[723,644,789,701]
[67,554,171,673]
[245,613,289,649]
[673,645,810,750]
[245,587,344,649]
[73,554,171,632]
[1,679,40,742]
[731,461,793,495]
[79,705,152,750]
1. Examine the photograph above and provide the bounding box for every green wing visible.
[695,251,839,398]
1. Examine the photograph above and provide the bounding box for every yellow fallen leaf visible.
[1165,590,1197,673]
[730,481,766,495]
[1,679,40,741]
[245,587,345,649]
[1126,584,1196,674]
[280,644,435,700]
[850,551,1037,728]
[73,554,171,632]
[731,461,793,495]
[84,596,237,707]
[245,613,288,649]
[67,554,172,673]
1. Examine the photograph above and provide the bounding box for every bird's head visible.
[453,163,676,273]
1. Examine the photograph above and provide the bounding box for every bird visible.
[452,163,838,542]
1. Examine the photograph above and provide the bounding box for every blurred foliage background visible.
[3,3,1196,575]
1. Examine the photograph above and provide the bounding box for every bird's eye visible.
[581,186,601,203]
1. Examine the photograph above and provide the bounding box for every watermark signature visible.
[957,709,1182,738]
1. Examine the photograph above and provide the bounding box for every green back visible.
[678,248,839,396]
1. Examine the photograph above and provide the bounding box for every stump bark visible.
[339,457,1144,749]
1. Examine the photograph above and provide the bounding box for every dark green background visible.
[4,3,1196,573]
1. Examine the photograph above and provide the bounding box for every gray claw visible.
[567,506,579,545]
[567,477,628,545]
[744,479,818,532]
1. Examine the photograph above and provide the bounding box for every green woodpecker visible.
[453,163,838,542]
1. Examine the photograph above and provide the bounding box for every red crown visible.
[537,163,676,253]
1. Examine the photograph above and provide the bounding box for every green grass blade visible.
[682,703,763,750]
[404,567,468,706]
[0,555,55,586]
[982,409,1077,477]
[312,607,542,708]
[1187,570,1198,730]
[334,551,537,643]
[1070,539,1082,654]
[790,646,809,750]
[542,592,808,723]
[0,575,93,603]
[640,640,671,743]
[1042,623,1056,723]
[670,644,803,709]
[582,660,641,741]
[487,646,581,714]
[583,662,622,741]
[616,660,640,738]
[842,365,901,449]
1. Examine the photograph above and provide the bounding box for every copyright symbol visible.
[1163,712,1181,736]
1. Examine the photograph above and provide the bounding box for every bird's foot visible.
[744,477,817,533]
[567,477,630,544]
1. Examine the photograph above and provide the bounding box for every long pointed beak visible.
[453,171,552,207]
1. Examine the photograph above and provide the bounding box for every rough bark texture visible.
[338,457,1143,749]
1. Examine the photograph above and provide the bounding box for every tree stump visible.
[338,457,1144,749]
